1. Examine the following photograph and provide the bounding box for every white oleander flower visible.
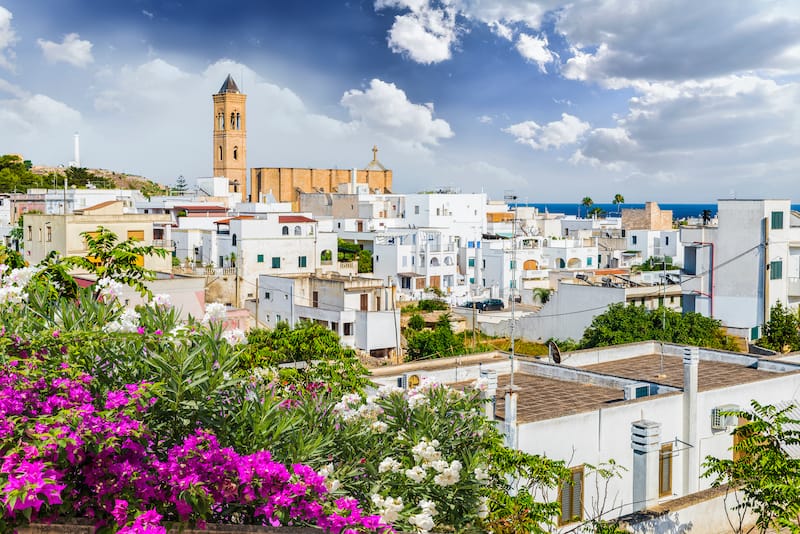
[377,384,404,398]
[371,420,389,433]
[405,465,427,483]
[150,293,173,309]
[474,466,490,482]
[202,302,227,324]
[371,494,403,524]
[0,285,26,305]
[221,328,247,346]
[477,496,489,519]
[411,438,441,463]
[378,457,401,473]
[97,277,124,301]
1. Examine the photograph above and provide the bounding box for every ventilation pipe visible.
[73,132,80,168]
[683,346,699,494]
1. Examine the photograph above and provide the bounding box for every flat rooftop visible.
[581,353,794,392]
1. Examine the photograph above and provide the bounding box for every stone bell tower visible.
[213,74,247,200]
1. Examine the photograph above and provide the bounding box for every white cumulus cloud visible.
[516,33,554,72]
[37,33,94,68]
[0,6,17,70]
[378,1,459,64]
[504,113,590,150]
[341,78,454,148]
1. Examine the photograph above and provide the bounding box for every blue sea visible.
[516,203,800,220]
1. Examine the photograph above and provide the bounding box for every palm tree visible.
[612,193,624,215]
[581,196,593,217]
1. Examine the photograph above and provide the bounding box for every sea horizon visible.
[517,202,800,220]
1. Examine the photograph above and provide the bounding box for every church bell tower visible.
[213,74,247,200]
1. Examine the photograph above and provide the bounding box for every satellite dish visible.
[549,341,562,364]
[408,374,421,389]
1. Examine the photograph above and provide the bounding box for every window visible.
[294,226,302,236]
[414,205,419,215]
[219,256,224,267]
[298,256,307,268]
[510,260,515,269]
[360,294,368,311]
[232,234,237,247]
[230,112,235,129]
[272,257,281,269]
[218,146,223,160]
[236,112,241,129]
[282,226,289,235]
[659,443,673,497]
[257,254,264,263]
[559,466,584,525]
[665,236,670,245]
[264,291,271,300]
[587,257,593,266]
[770,260,783,280]
[469,277,475,284]
[312,291,319,308]
[46,226,52,242]
[343,323,353,336]
[632,235,638,245]
[771,211,784,230]
[331,322,338,333]
[468,258,475,267]
[468,241,474,249]
[233,146,238,160]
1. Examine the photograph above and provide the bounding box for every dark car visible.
[480,299,505,311]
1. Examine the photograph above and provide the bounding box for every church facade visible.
[211,75,391,206]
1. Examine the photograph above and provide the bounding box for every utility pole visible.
[504,191,518,388]
[255,276,259,328]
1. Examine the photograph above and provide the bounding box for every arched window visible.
[430,257,440,267]
[218,113,224,130]
[230,112,235,129]
[236,112,241,129]
[218,146,223,160]
[567,258,582,269]
[557,258,566,269]
[294,226,302,236]
[282,226,289,235]
[523,259,539,270]
[233,146,238,160]
[444,256,453,265]
[232,234,237,247]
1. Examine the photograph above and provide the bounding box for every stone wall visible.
[622,202,673,231]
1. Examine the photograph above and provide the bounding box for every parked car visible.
[480,299,505,311]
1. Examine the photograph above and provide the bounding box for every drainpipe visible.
[763,216,769,329]
[682,346,699,494]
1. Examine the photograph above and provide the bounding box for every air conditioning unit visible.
[711,404,740,431]
[623,383,651,400]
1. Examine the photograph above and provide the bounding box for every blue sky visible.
[0,1,798,202]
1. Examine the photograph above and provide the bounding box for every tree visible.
[70,226,167,297]
[758,301,800,353]
[612,193,624,215]
[405,313,465,360]
[172,174,189,195]
[579,303,738,351]
[532,288,551,305]
[63,166,113,188]
[702,209,713,225]
[357,249,373,273]
[408,313,425,331]
[581,196,593,217]
[703,401,800,533]
[588,206,606,218]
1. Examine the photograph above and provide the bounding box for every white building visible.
[371,342,800,531]
[37,187,145,216]
[256,272,401,358]
[681,199,796,340]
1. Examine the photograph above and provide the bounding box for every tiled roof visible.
[214,215,254,224]
[581,353,799,392]
[278,215,316,223]
[81,200,119,211]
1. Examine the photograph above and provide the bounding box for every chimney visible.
[503,386,519,449]
[479,367,497,420]
[683,346,699,494]
[631,419,661,511]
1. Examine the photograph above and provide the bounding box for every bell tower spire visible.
[213,74,247,200]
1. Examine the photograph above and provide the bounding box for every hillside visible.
[30,165,169,196]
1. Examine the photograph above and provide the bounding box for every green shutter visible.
[771,211,784,230]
